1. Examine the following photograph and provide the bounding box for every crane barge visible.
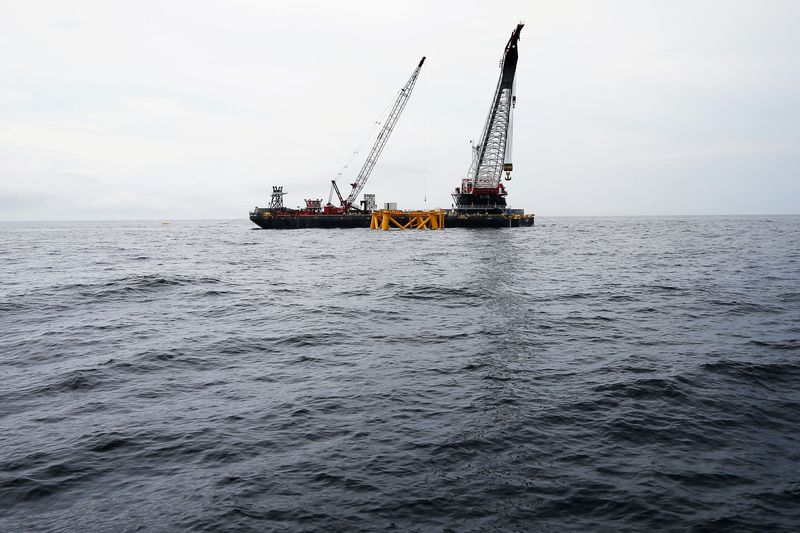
[250,25,533,229]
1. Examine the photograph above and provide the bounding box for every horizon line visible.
[1,213,799,223]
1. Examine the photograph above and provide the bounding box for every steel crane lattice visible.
[467,24,523,191]
[342,57,426,211]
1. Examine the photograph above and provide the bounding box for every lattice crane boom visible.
[468,24,523,190]
[342,56,426,211]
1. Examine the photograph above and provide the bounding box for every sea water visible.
[1,216,798,531]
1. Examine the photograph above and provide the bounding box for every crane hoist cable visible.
[331,97,395,185]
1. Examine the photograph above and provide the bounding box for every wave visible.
[702,360,800,385]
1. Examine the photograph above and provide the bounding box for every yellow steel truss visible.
[369,210,445,230]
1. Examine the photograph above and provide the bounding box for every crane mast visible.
[454,24,523,213]
[339,56,426,212]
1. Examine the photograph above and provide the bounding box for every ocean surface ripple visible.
[1,216,799,531]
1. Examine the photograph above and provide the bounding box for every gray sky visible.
[1,0,798,220]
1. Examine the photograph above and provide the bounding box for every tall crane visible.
[453,24,523,213]
[333,56,426,213]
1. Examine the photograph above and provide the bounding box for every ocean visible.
[1,216,798,531]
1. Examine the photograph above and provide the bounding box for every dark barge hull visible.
[250,210,534,229]
[446,214,534,228]
[251,213,372,229]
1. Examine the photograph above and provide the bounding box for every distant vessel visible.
[250,25,533,229]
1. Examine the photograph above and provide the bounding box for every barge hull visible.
[446,214,534,228]
[250,211,534,229]
[251,214,371,229]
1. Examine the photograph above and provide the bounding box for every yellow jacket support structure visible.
[370,210,445,230]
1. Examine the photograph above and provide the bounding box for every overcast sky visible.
[1,0,798,220]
